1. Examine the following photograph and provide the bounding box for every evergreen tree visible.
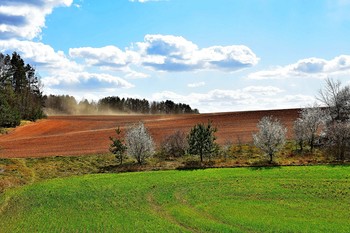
[187,121,218,162]
[0,52,45,128]
[109,127,128,165]
[0,92,20,127]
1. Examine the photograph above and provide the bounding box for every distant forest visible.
[0,52,198,128]
[45,95,199,115]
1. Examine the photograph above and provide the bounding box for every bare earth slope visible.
[0,109,300,158]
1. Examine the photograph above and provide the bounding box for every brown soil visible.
[0,109,300,158]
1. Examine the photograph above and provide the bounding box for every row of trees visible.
[253,78,350,163]
[0,52,45,128]
[0,51,198,124]
[45,95,199,115]
[109,78,350,165]
[109,121,218,165]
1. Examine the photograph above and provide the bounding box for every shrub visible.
[160,130,188,159]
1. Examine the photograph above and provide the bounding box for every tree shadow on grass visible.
[176,160,215,171]
[249,160,281,170]
[99,162,147,173]
[326,162,350,168]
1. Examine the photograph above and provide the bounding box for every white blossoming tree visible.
[253,116,287,163]
[125,122,154,164]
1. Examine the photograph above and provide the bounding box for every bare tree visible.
[318,78,350,122]
[125,122,155,164]
[294,106,327,152]
[318,78,350,160]
[253,116,287,163]
[161,130,188,159]
[325,121,350,161]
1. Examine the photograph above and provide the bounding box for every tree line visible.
[110,78,350,166]
[0,52,45,128]
[0,52,198,128]
[45,95,199,115]
[250,78,350,163]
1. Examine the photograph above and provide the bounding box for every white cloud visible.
[242,86,284,96]
[0,0,73,40]
[138,34,259,72]
[69,46,139,70]
[124,69,150,79]
[69,34,259,73]
[151,86,304,113]
[248,55,350,80]
[42,72,134,91]
[188,82,206,88]
[0,39,134,95]
[0,39,82,72]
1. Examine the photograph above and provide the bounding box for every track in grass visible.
[0,165,349,232]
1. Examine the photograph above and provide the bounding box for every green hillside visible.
[1,166,349,232]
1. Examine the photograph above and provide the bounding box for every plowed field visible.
[0,109,300,158]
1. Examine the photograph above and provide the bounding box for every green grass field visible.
[0,165,349,232]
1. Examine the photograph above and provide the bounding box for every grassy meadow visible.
[0,165,349,232]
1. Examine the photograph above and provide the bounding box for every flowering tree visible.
[125,122,154,164]
[294,106,327,152]
[253,116,287,163]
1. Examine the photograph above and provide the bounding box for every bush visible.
[160,130,188,159]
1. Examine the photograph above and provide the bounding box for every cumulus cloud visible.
[124,69,150,79]
[151,86,303,113]
[42,72,134,91]
[188,82,206,88]
[69,46,139,70]
[0,0,73,40]
[69,34,258,73]
[0,40,133,95]
[0,39,82,72]
[138,34,259,72]
[248,55,350,80]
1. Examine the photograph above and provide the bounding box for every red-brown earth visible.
[0,109,300,158]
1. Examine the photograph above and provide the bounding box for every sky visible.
[1,0,350,113]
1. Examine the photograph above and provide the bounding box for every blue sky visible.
[1,0,350,112]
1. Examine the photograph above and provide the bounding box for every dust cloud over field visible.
[44,106,136,116]
[0,109,300,158]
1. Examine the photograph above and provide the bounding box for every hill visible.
[1,166,349,232]
[0,108,300,158]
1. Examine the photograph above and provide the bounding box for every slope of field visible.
[0,109,299,158]
[0,166,349,232]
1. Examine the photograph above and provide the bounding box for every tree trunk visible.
[310,134,314,153]
[299,140,303,152]
[269,153,273,163]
